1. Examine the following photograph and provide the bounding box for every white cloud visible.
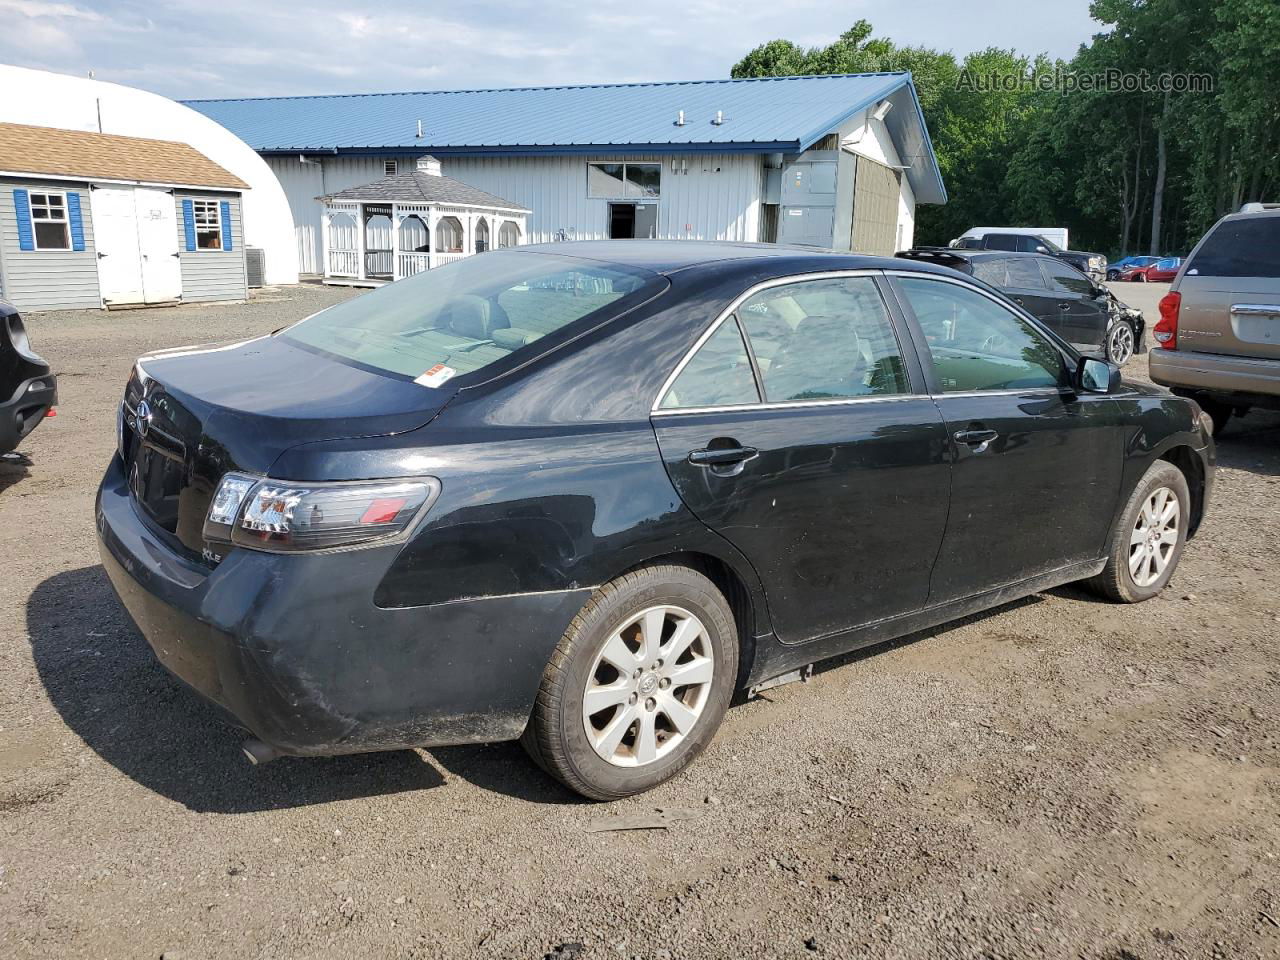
[0,0,1100,100]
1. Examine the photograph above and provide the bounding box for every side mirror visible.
[1076,355,1121,394]
[1035,245,1050,254]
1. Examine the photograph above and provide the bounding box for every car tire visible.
[521,564,738,801]
[1136,273,1147,282]
[1106,321,1136,365]
[1085,461,1191,603]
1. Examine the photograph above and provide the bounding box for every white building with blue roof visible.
[185,74,946,277]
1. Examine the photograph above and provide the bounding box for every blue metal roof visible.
[185,74,945,203]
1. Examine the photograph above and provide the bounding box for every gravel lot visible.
[2,281,1278,960]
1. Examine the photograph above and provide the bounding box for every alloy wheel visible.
[1129,486,1180,587]
[1107,323,1135,365]
[582,605,714,767]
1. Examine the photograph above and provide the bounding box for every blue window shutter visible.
[13,189,33,251]
[181,198,196,251]
[66,192,85,251]
[219,200,233,251]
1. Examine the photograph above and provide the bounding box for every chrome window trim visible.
[651,393,924,419]
[652,269,905,414]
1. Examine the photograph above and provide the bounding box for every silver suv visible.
[1149,205,1280,433]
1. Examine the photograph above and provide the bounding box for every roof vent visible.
[417,155,442,177]
[675,110,685,126]
[712,110,724,125]
[416,119,424,138]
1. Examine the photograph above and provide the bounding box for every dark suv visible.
[1,302,57,456]
[955,232,1107,282]
[898,248,1144,365]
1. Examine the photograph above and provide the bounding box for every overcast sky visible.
[0,0,1101,100]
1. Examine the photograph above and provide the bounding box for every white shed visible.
[319,157,529,285]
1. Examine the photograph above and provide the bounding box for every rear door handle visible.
[689,445,758,467]
[1058,302,1071,310]
[953,428,998,452]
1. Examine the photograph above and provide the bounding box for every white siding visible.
[267,152,766,271]
[267,154,419,275]
[0,178,101,311]
[174,191,248,302]
[443,154,763,244]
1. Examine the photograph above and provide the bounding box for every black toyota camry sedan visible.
[96,242,1214,800]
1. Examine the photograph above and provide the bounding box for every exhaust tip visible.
[242,739,279,766]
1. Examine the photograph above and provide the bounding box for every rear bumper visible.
[95,456,591,756]
[1149,347,1280,406]
[1,373,56,454]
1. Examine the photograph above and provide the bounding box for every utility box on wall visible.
[778,155,838,248]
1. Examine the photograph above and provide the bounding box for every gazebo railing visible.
[433,252,470,268]
[327,249,359,277]
[397,252,432,279]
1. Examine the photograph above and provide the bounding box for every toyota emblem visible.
[134,399,153,438]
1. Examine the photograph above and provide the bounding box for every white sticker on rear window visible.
[414,363,456,388]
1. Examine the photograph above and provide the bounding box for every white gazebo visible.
[319,156,529,285]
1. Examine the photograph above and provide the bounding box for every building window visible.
[30,192,70,250]
[384,160,398,177]
[192,200,222,250]
[587,162,661,199]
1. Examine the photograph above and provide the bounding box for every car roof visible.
[897,247,1049,263]
[515,239,954,277]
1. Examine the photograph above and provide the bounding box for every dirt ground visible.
[1,281,1278,960]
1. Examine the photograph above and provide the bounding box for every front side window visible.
[587,162,661,199]
[284,251,660,381]
[1041,259,1093,295]
[660,317,760,409]
[30,192,70,250]
[192,200,222,250]
[897,276,1064,393]
[737,276,909,402]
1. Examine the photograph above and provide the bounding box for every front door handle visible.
[688,445,758,467]
[953,428,998,453]
[1059,302,1071,310]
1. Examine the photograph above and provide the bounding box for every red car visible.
[1119,257,1182,282]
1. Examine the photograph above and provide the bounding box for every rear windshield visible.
[1187,217,1280,278]
[284,251,660,382]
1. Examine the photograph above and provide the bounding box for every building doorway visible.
[608,202,657,239]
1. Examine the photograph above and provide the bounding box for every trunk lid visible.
[120,334,452,555]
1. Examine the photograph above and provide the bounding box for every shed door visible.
[850,155,902,256]
[133,187,181,303]
[90,186,181,306]
[91,187,146,305]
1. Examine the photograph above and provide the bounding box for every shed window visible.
[30,192,70,250]
[587,162,661,198]
[192,200,223,250]
[384,160,398,177]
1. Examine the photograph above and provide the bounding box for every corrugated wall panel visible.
[174,191,247,302]
[0,177,101,311]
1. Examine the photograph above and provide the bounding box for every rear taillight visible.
[203,473,440,553]
[1154,291,1180,349]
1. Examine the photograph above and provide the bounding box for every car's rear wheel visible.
[1085,461,1190,603]
[1106,321,1136,365]
[522,564,738,800]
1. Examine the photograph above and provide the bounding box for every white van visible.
[952,227,1070,250]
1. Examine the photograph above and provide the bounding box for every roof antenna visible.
[416,119,423,138]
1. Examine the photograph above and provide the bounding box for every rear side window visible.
[660,317,760,409]
[1187,218,1280,277]
[897,277,1064,393]
[970,260,1008,286]
[985,234,1020,251]
[737,277,909,402]
[1004,258,1047,289]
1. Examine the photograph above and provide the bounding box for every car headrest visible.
[448,295,493,340]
